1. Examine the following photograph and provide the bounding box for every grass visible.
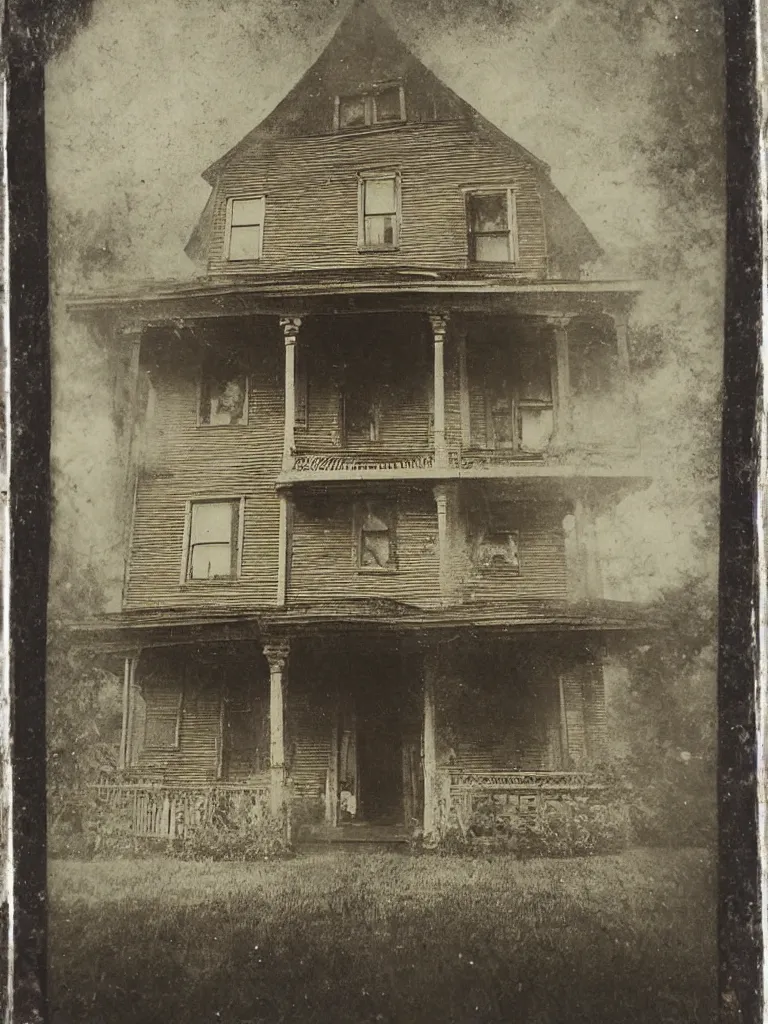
[49,847,716,1024]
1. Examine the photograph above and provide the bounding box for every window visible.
[358,173,400,249]
[226,197,265,261]
[143,687,182,750]
[466,188,518,263]
[484,338,554,452]
[474,530,521,571]
[199,358,248,426]
[336,84,405,131]
[183,499,244,582]
[354,502,396,571]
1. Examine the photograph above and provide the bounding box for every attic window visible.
[336,84,406,131]
[226,197,265,261]
[467,188,519,263]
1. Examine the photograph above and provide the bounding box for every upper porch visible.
[71,271,648,488]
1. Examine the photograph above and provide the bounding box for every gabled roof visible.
[201,0,551,185]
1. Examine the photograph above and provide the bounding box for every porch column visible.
[456,325,471,452]
[119,324,144,605]
[573,490,604,600]
[547,315,572,445]
[613,311,631,378]
[434,483,458,606]
[280,317,302,471]
[119,653,139,771]
[264,639,290,816]
[422,649,439,838]
[429,313,449,468]
[276,492,291,606]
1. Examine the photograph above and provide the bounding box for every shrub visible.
[179,815,292,862]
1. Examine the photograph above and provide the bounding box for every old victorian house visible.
[71,0,652,844]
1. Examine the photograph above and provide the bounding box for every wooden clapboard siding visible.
[125,334,283,610]
[462,511,568,604]
[206,123,548,276]
[289,493,440,607]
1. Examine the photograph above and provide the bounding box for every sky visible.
[43,0,724,610]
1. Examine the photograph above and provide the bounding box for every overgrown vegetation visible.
[48,848,716,1024]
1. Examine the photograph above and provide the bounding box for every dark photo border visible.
[3,0,763,1019]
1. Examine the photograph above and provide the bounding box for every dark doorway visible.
[357,691,403,824]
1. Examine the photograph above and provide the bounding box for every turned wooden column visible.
[422,649,439,838]
[456,325,471,452]
[433,483,459,606]
[280,317,302,470]
[264,639,290,816]
[429,313,449,467]
[547,315,572,445]
[276,492,292,606]
[119,653,140,771]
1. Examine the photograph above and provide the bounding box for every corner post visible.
[547,315,572,446]
[264,639,290,817]
[280,317,302,471]
[119,654,139,771]
[429,313,450,468]
[423,648,439,839]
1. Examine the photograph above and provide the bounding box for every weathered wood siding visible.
[289,492,441,607]
[125,328,283,610]
[206,123,548,277]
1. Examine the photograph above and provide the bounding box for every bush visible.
[179,816,292,862]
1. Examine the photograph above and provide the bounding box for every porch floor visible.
[297,822,411,845]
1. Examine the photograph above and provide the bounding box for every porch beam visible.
[429,313,450,468]
[264,639,290,816]
[280,317,302,471]
[547,315,572,445]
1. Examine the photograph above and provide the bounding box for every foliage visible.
[179,816,292,862]
[49,849,716,1023]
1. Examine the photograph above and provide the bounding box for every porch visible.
[98,630,613,844]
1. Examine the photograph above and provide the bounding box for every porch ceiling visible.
[66,596,663,654]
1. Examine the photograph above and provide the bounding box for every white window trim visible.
[224,196,266,262]
[334,82,406,132]
[179,496,246,585]
[357,170,402,251]
[464,186,520,264]
[196,367,250,428]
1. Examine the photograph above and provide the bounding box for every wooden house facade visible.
[70,0,653,844]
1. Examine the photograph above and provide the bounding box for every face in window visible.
[339,95,367,129]
[201,368,246,426]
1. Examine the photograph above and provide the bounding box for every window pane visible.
[470,193,509,232]
[190,542,232,579]
[520,407,554,450]
[361,530,391,568]
[374,87,402,122]
[364,214,396,246]
[339,95,367,128]
[364,178,396,215]
[203,375,247,426]
[231,198,264,226]
[228,224,261,260]
[191,502,233,544]
[475,233,511,262]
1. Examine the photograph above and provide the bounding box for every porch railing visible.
[90,780,272,841]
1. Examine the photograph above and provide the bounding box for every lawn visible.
[48,847,716,1024]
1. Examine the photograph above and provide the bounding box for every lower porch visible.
[99,632,613,845]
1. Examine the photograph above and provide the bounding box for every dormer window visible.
[225,197,265,261]
[466,188,519,263]
[335,83,406,131]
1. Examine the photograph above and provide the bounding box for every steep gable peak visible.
[201,0,548,184]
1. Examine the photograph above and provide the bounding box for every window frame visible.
[197,360,250,428]
[142,689,183,752]
[334,83,406,132]
[357,170,402,252]
[180,496,246,585]
[464,186,520,265]
[224,195,266,262]
[352,500,398,574]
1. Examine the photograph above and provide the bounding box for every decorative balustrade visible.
[291,451,435,473]
[91,780,272,840]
